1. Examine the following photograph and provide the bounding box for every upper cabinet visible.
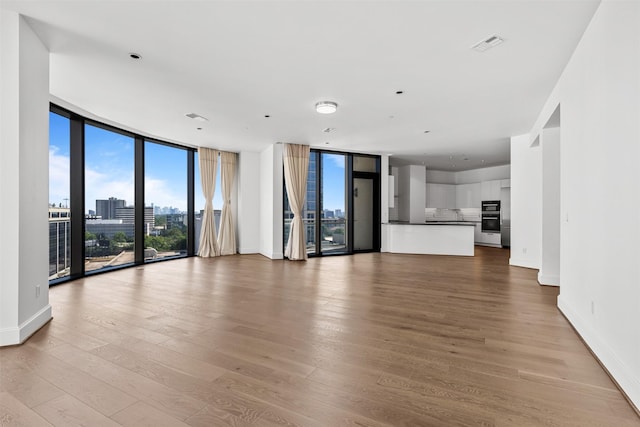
[481,180,501,201]
[456,182,481,208]
[426,183,456,208]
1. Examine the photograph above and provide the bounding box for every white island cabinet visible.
[382,222,475,256]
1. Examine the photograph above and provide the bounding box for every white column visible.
[539,126,561,285]
[0,11,52,346]
[259,144,283,259]
[397,164,426,224]
[237,151,261,254]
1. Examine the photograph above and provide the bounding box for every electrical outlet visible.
[36,285,40,298]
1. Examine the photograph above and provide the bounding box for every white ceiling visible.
[2,0,600,171]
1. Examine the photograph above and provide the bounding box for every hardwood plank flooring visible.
[1,247,639,426]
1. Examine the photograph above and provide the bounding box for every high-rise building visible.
[95,197,126,219]
[49,207,70,278]
[115,206,154,227]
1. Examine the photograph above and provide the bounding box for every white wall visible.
[509,134,541,269]
[380,154,389,224]
[237,151,261,254]
[527,0,640,408]
[0,11,52,346]
[539,127,560,286]
[259,144,283,259]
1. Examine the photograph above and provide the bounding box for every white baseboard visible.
[538,271,560,286]
[238,247,259,254]
[475,242,502,248]
[558,297,640,412]
[509,257,540,269]
[0,304,52,346]
[259,251,284,260]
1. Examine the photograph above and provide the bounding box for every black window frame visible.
[48,103,197,286]
[282,148,381,258]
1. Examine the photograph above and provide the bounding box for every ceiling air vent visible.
[471,34,504,52]
[185,113,208,122]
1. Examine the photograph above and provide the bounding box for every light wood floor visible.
[2,247,639,426]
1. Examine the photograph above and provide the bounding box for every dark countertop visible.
[388,221,477,226]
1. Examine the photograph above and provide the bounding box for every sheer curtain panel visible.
[217,151,237,255]
[283,143,310,260]
[197,147,220,257]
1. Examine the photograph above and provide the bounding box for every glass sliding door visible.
[321,153,347,254]
[84,124,136,272]
[145,141,188,261]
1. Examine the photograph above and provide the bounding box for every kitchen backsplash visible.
[425,208,481,222]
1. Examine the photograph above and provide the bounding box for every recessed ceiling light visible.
[322,127,335,133]
[129,52,142,59]
[395,90,403,95]
[471,34,504,52]
[424,130,430,133]
[185,113,208,122]
[196,127,202,131]
[315,101,338,114]
[325,141,330,145]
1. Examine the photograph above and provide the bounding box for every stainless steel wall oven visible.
[481,200,501,232]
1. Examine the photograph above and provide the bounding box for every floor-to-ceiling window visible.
[48,111,71,279]
[284,149,380,257]
[84,124,136,272]
[145,141,189,261]
[321,152,347,254]
[49,104,198,284]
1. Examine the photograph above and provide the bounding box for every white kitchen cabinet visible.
[481,180,501,201]
[426,183,455,208]
[456,182,481,208]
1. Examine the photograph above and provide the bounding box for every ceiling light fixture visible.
[185,113,208,122]
[129,52,142,60]
[315,101,338,114]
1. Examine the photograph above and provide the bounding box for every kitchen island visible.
[382,221,476,256]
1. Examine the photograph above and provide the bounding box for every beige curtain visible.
[198,147,220,257]
[217,151,237,255]
[283,143,310,260]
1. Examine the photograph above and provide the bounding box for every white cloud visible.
[145,176,187,212]
[49,147,70,206]
[49,147,188,212]
[84,168,135,212]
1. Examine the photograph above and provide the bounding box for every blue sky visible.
[50,111,345,214]
[49,112,221,213]
[321,153,346,212]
